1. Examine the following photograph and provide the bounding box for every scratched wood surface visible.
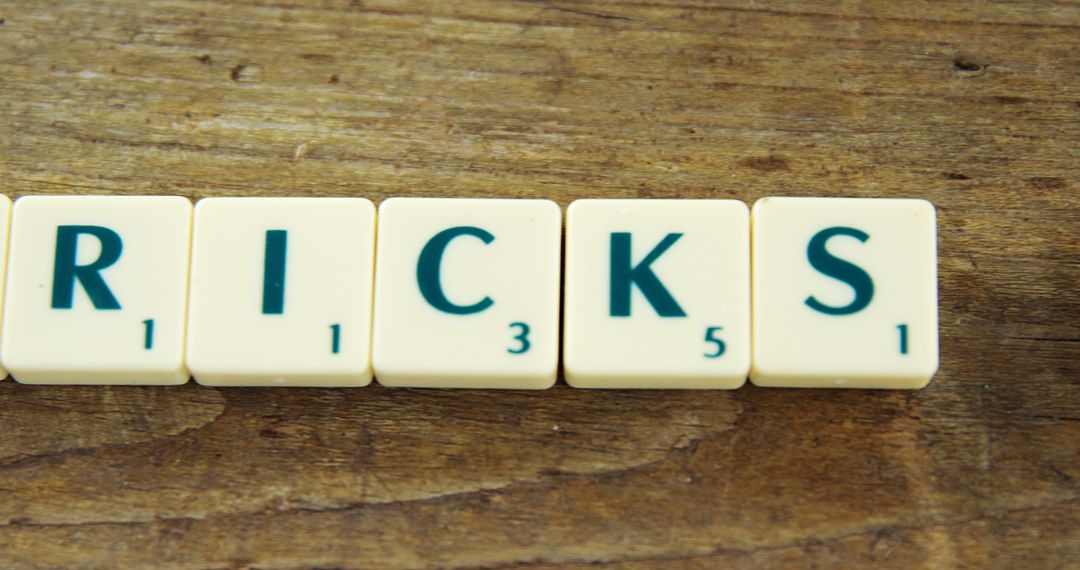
[0,1,1078,568]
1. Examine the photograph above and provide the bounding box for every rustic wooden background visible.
[0,0,1077,568]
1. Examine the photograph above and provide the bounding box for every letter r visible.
[51,225,123,310]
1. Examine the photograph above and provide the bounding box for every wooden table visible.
[1,1,1077,568]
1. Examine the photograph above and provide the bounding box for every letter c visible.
[416,226,495,315]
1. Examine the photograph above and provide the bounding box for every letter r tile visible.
[372,198,562,389]
[563,199,751,389]
[1,196,192,385]
[750,197,939,389]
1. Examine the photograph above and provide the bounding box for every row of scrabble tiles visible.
[0,195,939,389]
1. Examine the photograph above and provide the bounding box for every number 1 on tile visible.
[143,319,154,350]
[330,323,341,355]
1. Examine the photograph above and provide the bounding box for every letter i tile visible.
[372,198,562,388]
[563,199,751,388]
[186,198,376,387]
[1,196,193,385]
[750,197,939,389]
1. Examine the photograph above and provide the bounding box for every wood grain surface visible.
[1,1,1078,568]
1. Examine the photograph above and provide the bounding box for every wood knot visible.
[953,54,988,75]
[230,63,263,82]
[739,155,791,172]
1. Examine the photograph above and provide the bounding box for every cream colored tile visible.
[372,198,561,389]
[186,198,376,387]
[750,197,939,389]
[0,195,11,379]
[563,199,750,389]
[1,196,192,385]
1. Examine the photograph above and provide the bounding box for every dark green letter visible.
[51,225,123,310]
[610,232,686,317]
[262,230,287,315]
[805,226,874,315]
[417,226,494,315]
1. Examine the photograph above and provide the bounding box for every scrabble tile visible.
[1,196,192,385]
[563,199,751,389]
[372,198,561,389]
[186,198,376,387]
[750,197,939,389]
[0,195,10,379]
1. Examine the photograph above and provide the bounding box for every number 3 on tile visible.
[704,326,726,358]
[508,322,531,355]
